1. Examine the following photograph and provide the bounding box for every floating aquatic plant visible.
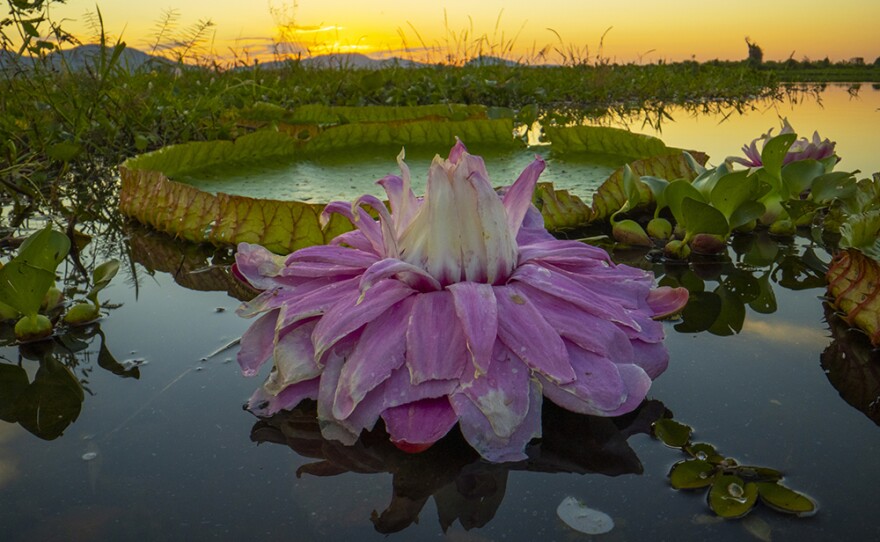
[233,140,688,462]
[653,417,817,519]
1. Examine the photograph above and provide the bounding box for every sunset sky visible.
[49,0,880,64]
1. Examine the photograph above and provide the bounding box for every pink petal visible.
[455,343,530,438]
[233,242,287,290]
[447,281,497,376]
[538,341,627,415]
[515,282,634,362]
[237,310,278,377]
[454,378,543,463]
[321,201,385,256]
[405,291,468,384]
[332,296,414,420]
[448,138,468,163]
[247,376,319,417]
[510,263,640,330]
[381,397,458,452]
[360,258,442,293]
[646,286,689,319]
[501,156,546,238]
[275,276,362,329]
[267,319,320,394]
[629,339,669,380]
[312,279,416,360]
[494,285,575,384]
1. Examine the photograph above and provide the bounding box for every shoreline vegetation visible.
[1,2,879,205]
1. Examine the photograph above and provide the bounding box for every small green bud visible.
[646,218,673,240]
[664,239,692,260]
[42,286,64,311]
[612,219,652,247]
[769,219,796,237]
[14,314,53,342]
[63,303,100,326]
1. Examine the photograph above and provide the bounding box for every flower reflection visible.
[250,399,667,534]
[234,140,686,461]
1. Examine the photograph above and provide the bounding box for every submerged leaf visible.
[556,496,614,535]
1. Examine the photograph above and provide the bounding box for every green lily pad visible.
[669,459,717,489]
[708,475,758,519]
[756,482,818,517]
[653,418,693,448]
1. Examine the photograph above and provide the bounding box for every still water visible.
[1,84,879,541]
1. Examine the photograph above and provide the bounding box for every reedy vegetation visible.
[2,1,874,207]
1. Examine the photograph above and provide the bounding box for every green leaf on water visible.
[781,159,825,198]
[759,133,797,184]
[86,259,120,305]
[681,197,730,236]
[755,482,817,517]
[708,475,758,519]
[653,418,693,448]
[669,459,716,489]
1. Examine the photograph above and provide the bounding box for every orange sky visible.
[48,0,880,64]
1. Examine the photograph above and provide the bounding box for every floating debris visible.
[556,496,614,535]
[81,452,98,461]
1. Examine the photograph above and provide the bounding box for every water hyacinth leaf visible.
[640,176,670,213]
[556,496,614,535]
[86,259,120,304]
[759,133,797,183]
[620,164,641,213]
[728,201,766,231]
[681,197,730,236]
[669,459,716,489]
[653,417,693,447]
[0,227,70,317]
[691,161,732,196]
[781,159,825,197]
[839,211,880,260]
[755,482,818,516]
[708,475,758,519]
[811,171,858,204]
[665,180,705,227]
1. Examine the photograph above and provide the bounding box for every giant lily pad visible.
[826,249,880,346]
[120,106,700,254]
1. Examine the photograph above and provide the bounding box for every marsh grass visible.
[3,2,872,210]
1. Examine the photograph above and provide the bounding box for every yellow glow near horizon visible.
[44,0,880,65]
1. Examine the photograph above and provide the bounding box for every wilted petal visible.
[248,376,319,417]
[381,397,458,451]
[405,291,468,384]
[311,279,416,359]
[455,378,543,463]
[333,296,414,420]
[238,310,278,377]
[316,347,361,445]
[267,319,320,394]
[233,242,287,290]
[447,281,497,376]
[454,343,530,438]
[495,285,574,384]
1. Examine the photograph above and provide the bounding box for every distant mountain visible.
[0,45,173,73]
[244,53,430,71]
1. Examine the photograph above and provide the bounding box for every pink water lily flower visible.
[727,118,836,168]
[233,140,688,462]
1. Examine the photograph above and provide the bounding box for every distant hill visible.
[243,53,430,71]
[0,44,173,73]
